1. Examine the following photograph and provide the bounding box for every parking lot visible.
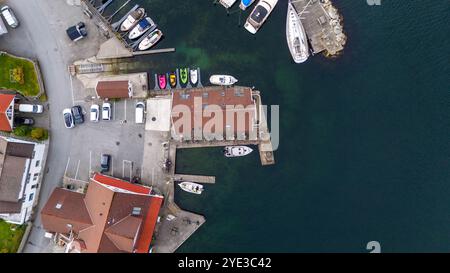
[63,98,147,182]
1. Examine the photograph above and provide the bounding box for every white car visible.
[102,102,111,121]
[135,102,145,124]
[18,104,44,114]
[90,104,99,122]
[63,108,74,129]
[1,6,19,28]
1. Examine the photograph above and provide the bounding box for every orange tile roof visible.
[93,173,151,194]
[0,94,15,132]
[135,195,163,253]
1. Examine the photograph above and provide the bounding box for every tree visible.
[30,127,45,140]
[13,125,31,137]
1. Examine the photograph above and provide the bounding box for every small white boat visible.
[240,0,256,10]
[128,17,155,40]
[209,75,238,86]
[138,29,163,51]
[178,182,204,195]
[189,68,198,85]
[286,2,309,63]
[244,0,279,34]
[219,0,238,9]
[223,146,253,157]
[120,8,145,32]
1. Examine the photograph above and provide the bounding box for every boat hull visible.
[240,0,256,10]
[189,68,198,85]
[286,2,309,63]
[178,182,204,194]
[138,29,163,51]
[120,8,145,32]
[209,75,238,86]
[158,74,167,89]
[128,17,155,40]
[224,146,253,157]
[244,0,279,34]
[179,68,188,85]
[169,72,177,88]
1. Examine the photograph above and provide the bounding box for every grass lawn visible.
[0,219,26,253]
[0,52,40,97]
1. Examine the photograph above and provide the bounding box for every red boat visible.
[158,74,167,89]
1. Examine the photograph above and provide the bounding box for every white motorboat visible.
[189,68,198,85]
[120,8,145,32]
[244,0,279,34]
[286,2,309,63]
[178,182,204,195]
[223,146,253,157]
[138,29,163,51]
[209,75,238,86]
[128,17,156,40]
[240,0,256,10]
[219,0,238,9]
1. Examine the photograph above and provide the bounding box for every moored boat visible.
[219,0,238,9]
[240,0,256,10]
[244,0,279,34]
[128,17,156,40]
[120,8,145,32]
[209,75,238,86]
[179,68,188,85]
[138,29,163,51]
[178,182,204,195]
[223,146,253,157]
[169,71,177,88]
[286,2,309,63]
[189,68,198,85]
[158,74,167,89]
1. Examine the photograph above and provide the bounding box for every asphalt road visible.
[0,0,103,252]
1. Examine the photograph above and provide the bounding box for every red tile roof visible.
[135,195,163,253]
[92,173,151,194]
[0,94,15,132]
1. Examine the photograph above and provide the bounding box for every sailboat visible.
[286,2,309,63]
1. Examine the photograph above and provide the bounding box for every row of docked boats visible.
[218,0,310,63]
[177,146,253,195]
[157,68,199,89]
[119,7,163,51]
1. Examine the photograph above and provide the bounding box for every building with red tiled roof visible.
[41,173,163,253]
[0,94,15,132]
[95,80,132,99]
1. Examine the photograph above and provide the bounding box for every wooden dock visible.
[292,0,346,55]
[173,174,216,184]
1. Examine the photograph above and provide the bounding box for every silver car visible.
[1,6,19,28]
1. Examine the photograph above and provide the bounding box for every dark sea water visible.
[108,0,449,252]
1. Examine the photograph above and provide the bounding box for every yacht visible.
[223,146,253,157]
[209,75,238,86]
[138,29,163,50]
[128,17,156,40]
[120,8,145,32]
[244,0,279,34]
[286,2,309,63]
[178,182,204,195]
[240,0,256,10]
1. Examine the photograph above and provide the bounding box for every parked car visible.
[90,104,99,122]
[71,105,84,124]
[63,108,74,129]
[14,117,34,126]
[0,14,7,36]
[1,6,19,28]
[100,154,111,172]
[66,22,87,42]
[102,102,111,121]
[18,104,44,114]
[135,101,145,124]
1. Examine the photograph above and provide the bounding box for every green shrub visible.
[31,127,44,140]
[13,125,32,137]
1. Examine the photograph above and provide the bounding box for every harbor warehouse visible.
[95,80,133,99]
[171,87,258,141]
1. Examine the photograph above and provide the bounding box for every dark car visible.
[14,117,34,126]
[100,154,111,173]
[71,105,84,124]
[66,22,87,42]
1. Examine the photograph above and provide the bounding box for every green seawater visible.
[105,0,450,252]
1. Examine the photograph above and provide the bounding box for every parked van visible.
[135,102,145,124]
[0,15,7,36]
[1,6,19,28]
[18,104,44,114]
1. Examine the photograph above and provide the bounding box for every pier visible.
[292,0,346,55]
[174,174,216,184]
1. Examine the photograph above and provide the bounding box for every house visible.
[0,136,45,224]
[0,94,15,132]
[171,87,258,141]
[95,80,133,99]
[41,173,164,253]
